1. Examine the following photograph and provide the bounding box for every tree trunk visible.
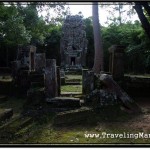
[141,2,150,16]
[6,46,9,67]
[92,2,103,73]
[133,3,150,39]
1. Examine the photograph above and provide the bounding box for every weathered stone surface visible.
[123,75,150,96]
[35,53,46,73]
[65,82,81,85]
[0,108,13,123]
[57,66,61,96]
[46,97,81,108]
[60,69,65,85]
[26,88,45,107]
[60,15,88,69]
[29,45,36,72]
[108,45,125,80]
[29,73,44,82]
[85,89,119,108]
[45,59,58,98]
[12,69,30,95]
[99,74,141,113]
[53,107,93,125]
[82,69,94,95]
[17,45,30,68]
[11,61,21,79]
[60,69,65,77]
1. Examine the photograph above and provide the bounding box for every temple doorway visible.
[71,57,75,66]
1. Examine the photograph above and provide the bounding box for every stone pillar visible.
[29,45,36,72]
[11,60,21,78]
[82,69,94,95]
[35,53,46,73]
[45,59,58,98]
[57,66,61,96]
[108,45,125,80]
[60,69,65,85]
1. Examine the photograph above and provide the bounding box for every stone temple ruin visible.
[60,15,88,70]
[11,45,59,100]
[3,15,142,125]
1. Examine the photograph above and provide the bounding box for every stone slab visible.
[0,108,13,123]
[53,107,93,125]
[46,97,81,108]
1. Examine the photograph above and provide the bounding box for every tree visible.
[92,2,104,73]
[133,2,150,39]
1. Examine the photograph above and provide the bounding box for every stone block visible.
[108,45,125,80]
[0,108,13,123]
[45,59,58,98]
[82,69,94,95]
[35,53,46,73]
[46,97,81,108]
[53,107,93,125]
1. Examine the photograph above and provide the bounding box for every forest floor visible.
[0,74,150,145]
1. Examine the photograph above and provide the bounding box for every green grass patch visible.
[61,85,82,93]
[65,75,82,80]
[0,75,12,82]
[125,74,150,78]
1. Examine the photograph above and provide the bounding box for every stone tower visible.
[60,15,88,70]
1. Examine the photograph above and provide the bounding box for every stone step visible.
[53,107,93,125]
[61,92,82,97]
[65,82,81,85]
[65,71,82,75]
[0,96,8,104]
[46,97,81,108]
[0,108,13,123]
[65,78,81,82]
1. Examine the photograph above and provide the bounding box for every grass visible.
[0,73,150,144]
[0,75,12,82]
[125,74,150,78]
[0,97,26,118]
[0,96,150,144]
[61,85,82,93]
[61,74,82,93]
[65,75,82,80]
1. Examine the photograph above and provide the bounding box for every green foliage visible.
[0,2,68,67]
[0,5,31,46]
[101,21,150,73]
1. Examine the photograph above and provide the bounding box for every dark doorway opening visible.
[72,46,76,50]
[71,57,75,66]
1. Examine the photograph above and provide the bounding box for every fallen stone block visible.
[46,97,81,108]
[65,82,81,85]
[53,107,93,125]
[0,108,13,123]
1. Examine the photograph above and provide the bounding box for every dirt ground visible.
[126,97,150,132]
